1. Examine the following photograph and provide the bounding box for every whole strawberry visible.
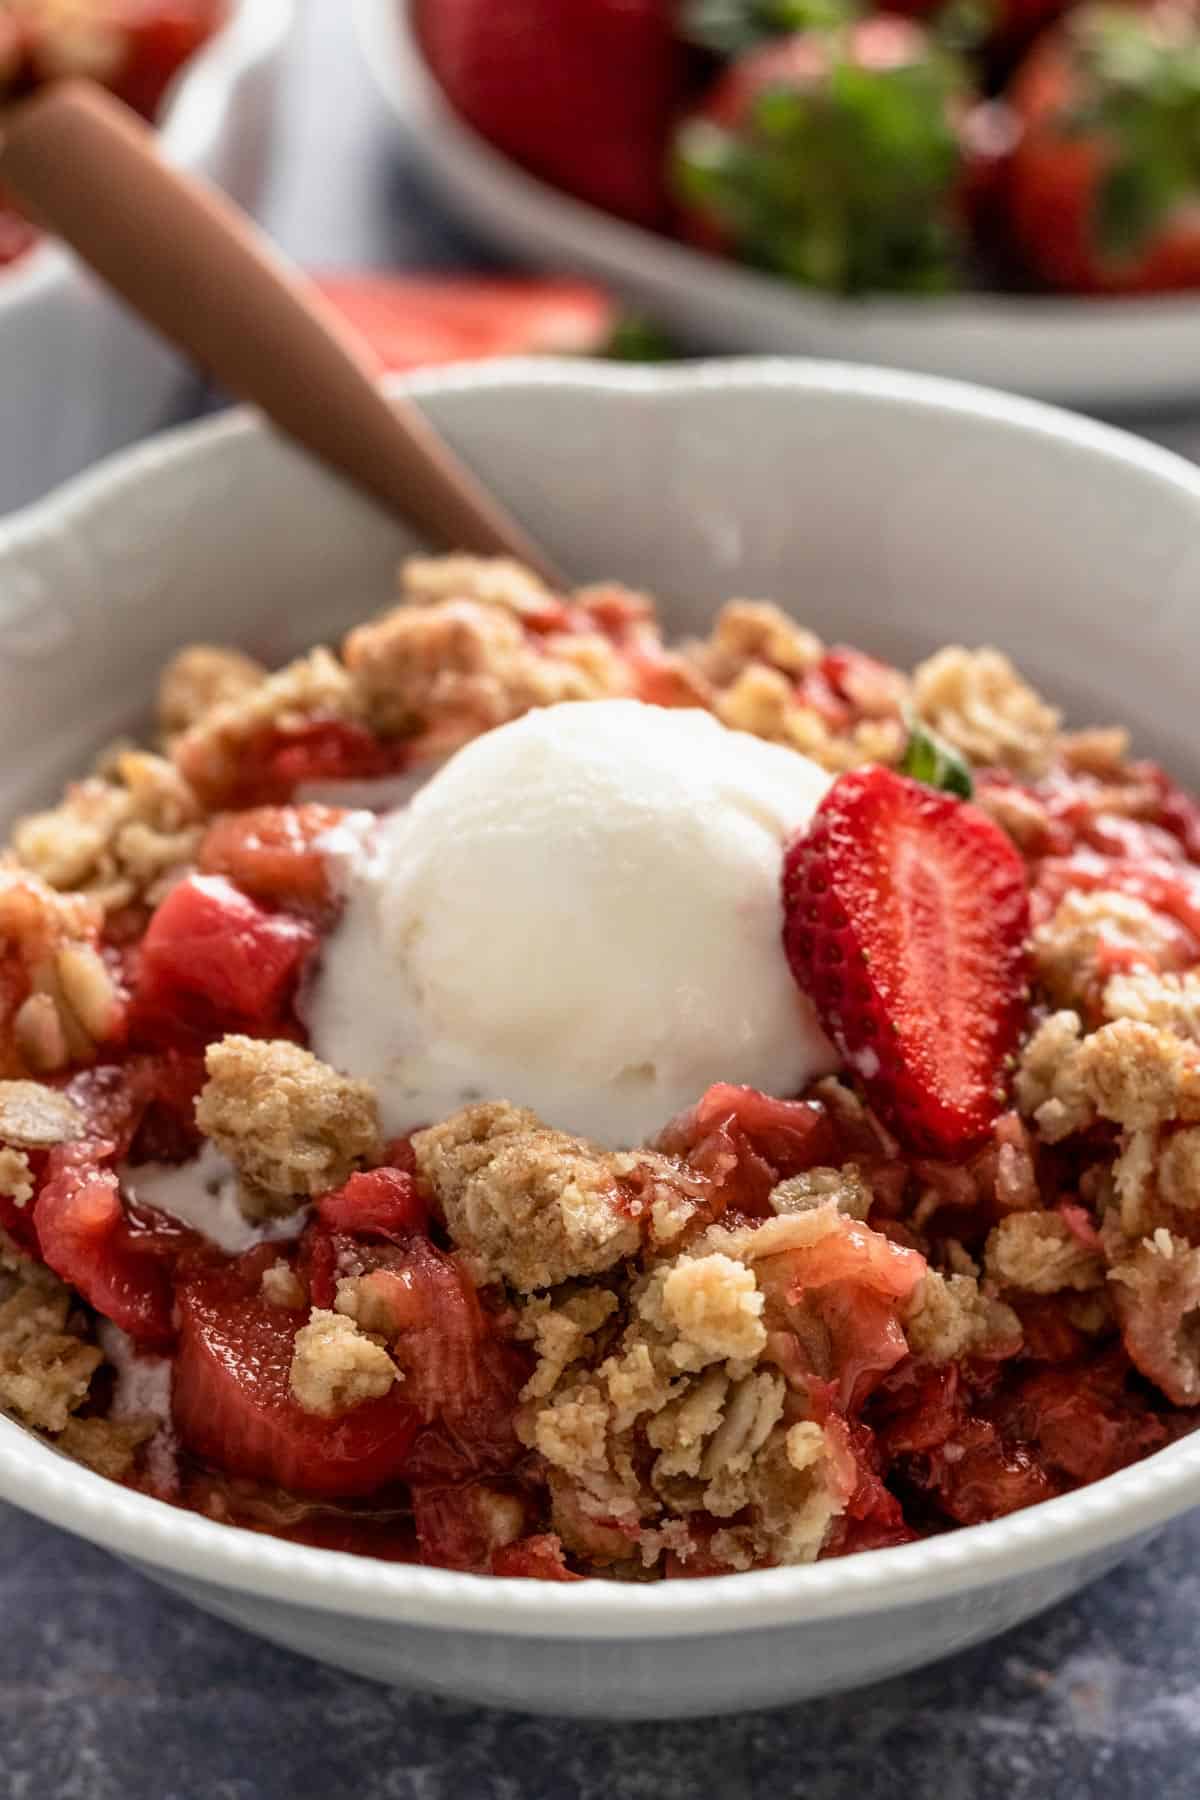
[673,17,974,294]
[417,0,688,228]
[782,766,1030,1156]
[1007,3,1200,294]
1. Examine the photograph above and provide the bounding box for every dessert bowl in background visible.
[359,0,1200,412]
[0,0,293,518]
[2,360,1200,1718]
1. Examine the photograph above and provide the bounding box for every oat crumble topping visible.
[288,1309,398,1416]
[0,554,1197,1578]
[195,1036,383,1219]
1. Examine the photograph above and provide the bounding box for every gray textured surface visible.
[5,1497,1200,1797]
[6,4,1200,1792]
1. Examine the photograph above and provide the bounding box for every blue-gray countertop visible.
[5,6,1200,1791]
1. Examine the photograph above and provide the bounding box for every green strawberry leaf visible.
[673,37,967,295]
[900,716,974,799]
[603,314,679,361]
[1062,7,1200,263]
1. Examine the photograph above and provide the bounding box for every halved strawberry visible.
[173,1272,422,1499]
[134,874,317,1037]
[782,766,1030,1156]
[312,276,618,373]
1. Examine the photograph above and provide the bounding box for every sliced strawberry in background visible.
[783,766,1030,1157]
[313,276,618,373]
[173,1274,421,1499]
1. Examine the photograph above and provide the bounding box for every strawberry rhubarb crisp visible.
[1,555,1197,1580]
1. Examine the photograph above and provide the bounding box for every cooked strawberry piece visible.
[294,1224,528,1483]
[1032,852,1200,945]
[916,1419,1057,1525]
[198,805,346,915]
[819,646,908,720]
[313,276,617,372]
[992,1352,1168,1487]
[179,1469,420,1560]
[1010,1295,1090,1366]
[765,1216,927,1408]
[821,1414,916,1555]
[106,2,226,120]
[654,1083,834,1216]
[410,1482,529,1572]
[794,665,852,734]
[316,1169,429,1240]
[491,1534,582,1581]
[181,718,409,810]
[134,874,317,1036]
[786,1215,927,1302]
[0,1186,39,1256]
[1150,771,1200,864]
[816,1284,915,1411]
[783,766,1030,1156]
[871,1360,965,1457]
[297,1223,337,1310]
[34,1143,176,1345]
[65,1051,206,1162]
[173,1273,421,1499]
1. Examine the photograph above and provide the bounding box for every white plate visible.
[0,0,293,517]
[356,0,1200,413]
[2,359,1200,1715]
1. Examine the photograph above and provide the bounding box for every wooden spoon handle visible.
[0,79,566,586]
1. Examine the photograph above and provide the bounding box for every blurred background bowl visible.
[0,0,293,516]
[357,0,1200,414]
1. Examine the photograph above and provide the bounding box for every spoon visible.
[0,79,567,587]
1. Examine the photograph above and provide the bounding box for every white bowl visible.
[2,359,1200,1719]
[356,0,1200,413]
[0,0,293,518]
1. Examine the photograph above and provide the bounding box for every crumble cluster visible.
[195,1036,383,1220]
[0,1231,154,1480]
[409,1103,1018,1571]
[5,554,1067,837]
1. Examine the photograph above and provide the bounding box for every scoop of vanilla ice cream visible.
[305,700,838,1147]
